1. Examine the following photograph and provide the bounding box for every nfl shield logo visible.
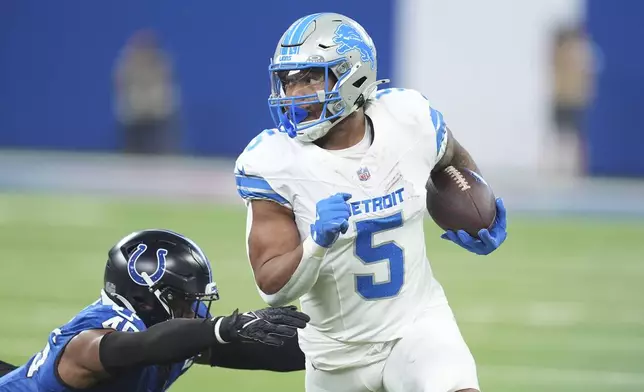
[357,167,371,181]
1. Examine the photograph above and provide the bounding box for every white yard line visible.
[481,365,644,387]
[458,302,644,327]
[0,196,108,227]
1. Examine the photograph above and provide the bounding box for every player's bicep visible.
[247,200,300,275]
[235,170,291,208]
[57,329,112,388]
[432,127,480,174]
[433,126,455,171]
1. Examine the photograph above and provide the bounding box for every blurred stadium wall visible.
[0,0,395,157]
[0,0,643,212]
[397,0,584,172]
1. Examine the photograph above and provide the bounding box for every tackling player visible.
[234,12,508,392]
[0,229,309,391]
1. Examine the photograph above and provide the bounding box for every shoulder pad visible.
[81,291,148,332]
[369,87,448,163]
[234,129,295,208]
[370,88,430,123]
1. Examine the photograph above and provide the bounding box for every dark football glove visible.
[216,305,310,346]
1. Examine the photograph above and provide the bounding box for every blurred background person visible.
[113,29,181,155]
[550,23,596,175]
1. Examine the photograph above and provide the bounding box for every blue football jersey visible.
[0,290,194,392]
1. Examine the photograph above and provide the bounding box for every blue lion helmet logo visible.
[332,24,375,70]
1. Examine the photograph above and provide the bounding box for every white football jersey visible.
[235,88,450,370]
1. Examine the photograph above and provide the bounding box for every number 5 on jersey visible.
[354,212,405,300]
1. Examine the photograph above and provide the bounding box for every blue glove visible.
[310,193,352,248]
[441,198,507,255]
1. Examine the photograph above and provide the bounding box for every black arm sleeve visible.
[209,333,304,372]
[0,359,17,377]
[99,318,218,374]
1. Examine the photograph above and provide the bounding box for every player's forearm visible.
[257,237,327,307]
[0,359,16,377]
[256,245,304,295]
[449,139,480,173]
[208,332,305,372]
[99,318,221,374]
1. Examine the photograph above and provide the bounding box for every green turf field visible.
[1,192,643,391]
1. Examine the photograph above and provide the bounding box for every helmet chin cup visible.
[294,120,333,142]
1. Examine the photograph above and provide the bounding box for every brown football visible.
[426,166,496,237]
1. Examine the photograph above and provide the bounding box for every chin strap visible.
[141,271,174,319]
[362,79,390,101]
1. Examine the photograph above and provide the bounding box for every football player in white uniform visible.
[234,12,508,392]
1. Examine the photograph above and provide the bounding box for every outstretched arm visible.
[196,331,305,372]
[57,320,228,388]
[0,359,17,377]
[57,307,308,388]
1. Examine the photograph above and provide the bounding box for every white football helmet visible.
[268,13,389,142]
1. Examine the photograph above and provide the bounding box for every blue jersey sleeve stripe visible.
[235,174,275,192]
[429,106,447,153]
[237,187,289,205]
[436,124,447,153]
[429,106,444,131]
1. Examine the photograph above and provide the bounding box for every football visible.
[426,166,496,237]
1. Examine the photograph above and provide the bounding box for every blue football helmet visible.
[268,13,389,142]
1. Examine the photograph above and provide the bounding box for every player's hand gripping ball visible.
[310,192,352,248]
[441,198,507,255]
[426,166,507,255]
